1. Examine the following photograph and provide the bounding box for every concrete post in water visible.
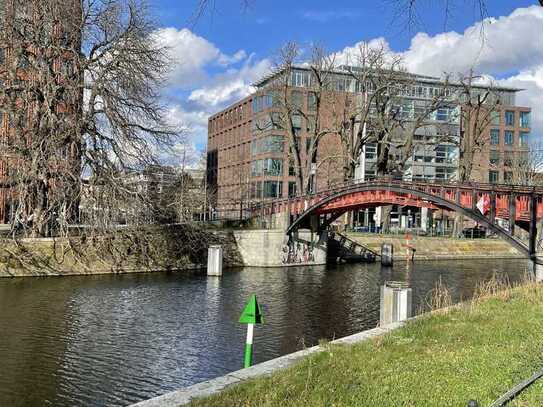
[381,243,393,266]
[380,281,412,326]
[207,245,223,276]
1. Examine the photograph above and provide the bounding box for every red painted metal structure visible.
[260,179,543,260]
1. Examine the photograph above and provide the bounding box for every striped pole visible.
[239,294,264,369]
[244,323,254,368]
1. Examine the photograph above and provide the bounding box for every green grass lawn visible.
[190,283,543,406]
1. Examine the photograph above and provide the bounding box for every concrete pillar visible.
[375,206,382,231]
[364,208,369,227]
[421,207,428,232]
[381,243,393,266]
[207,245,223,276]
[400,215,407,230]
[310,214,320,233]
[380,281,412,326]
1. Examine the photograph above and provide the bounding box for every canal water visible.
[0,258,530,406]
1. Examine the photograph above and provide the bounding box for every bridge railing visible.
[249,177,543,221]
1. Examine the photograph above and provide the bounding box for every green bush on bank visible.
[190,283,543,406]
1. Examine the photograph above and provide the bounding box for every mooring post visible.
[380,281,412,326]
[207,245,223,277]
[381,243,393,267]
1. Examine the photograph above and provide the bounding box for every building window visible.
[505,111,515,126]
[489,150,500,165]
[251,136,284,156]
[290,70,310,87]
[435,145,456,164]
[251,94,273,113]
[291,91,303,109]
[504,131,514,145]
[307,92,317,111]
[490,129,499,145]
[263,158,283,176]
[263,181,282,198]
[504,172,513,183]
[503,131,514,146]
[489,171,499,183]
[291,114,302,134]
[491,111,500,125]
[520,112,531,128]
[504,151,513,167]
[520,131,530,147]
[365,143,377,160]
[288,182,297,198]
[436,108,449,121]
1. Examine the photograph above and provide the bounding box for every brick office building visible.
[207,66,532,223]
[0,0,81,224]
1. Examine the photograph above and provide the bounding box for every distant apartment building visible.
[0,0,81,224]
[207,65,532,221]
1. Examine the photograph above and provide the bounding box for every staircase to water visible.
[327,231,380,264]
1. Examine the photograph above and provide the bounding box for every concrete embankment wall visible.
[0,227,325,277]
[232,229,326,267]
[347,233,524,260]
[0,227,526,278]
[0,225,244,278]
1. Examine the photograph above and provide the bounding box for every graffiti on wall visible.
[281,239,315,264]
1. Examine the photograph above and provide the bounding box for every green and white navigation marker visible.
[239,294,264,368]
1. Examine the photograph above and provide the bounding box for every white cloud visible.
[150,28,272,165]
[188,56,272,108]
[333,6,543,139]
[333,37,393,67]
[398,6,543,139]
[153,27,248,88]
[167,105,209,145]
[401,6,543,77]
[165,142,203,169]
[499,66,543,138]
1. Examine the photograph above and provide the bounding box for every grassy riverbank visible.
[190,279,543,406]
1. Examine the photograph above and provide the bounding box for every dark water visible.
[0,259,531,407]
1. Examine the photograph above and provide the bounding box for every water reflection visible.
[0,259,530,406]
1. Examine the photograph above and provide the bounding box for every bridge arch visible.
[286,183,531,257]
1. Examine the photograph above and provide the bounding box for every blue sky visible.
[151,1,543,165]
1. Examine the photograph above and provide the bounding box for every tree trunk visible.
[381,205,393,233]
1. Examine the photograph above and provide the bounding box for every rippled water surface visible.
[0,258,530,406]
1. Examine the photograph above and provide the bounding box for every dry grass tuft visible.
[427,276,453,312]
[472,272,512,306]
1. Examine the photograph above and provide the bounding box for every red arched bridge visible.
[261,179,543,261]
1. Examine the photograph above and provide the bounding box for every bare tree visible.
[508,142,543,187]
[0,0,180,238]
[456,71,501,183]
[387,0,542,31]
[327,43,457,230]
[331,42,455,184]
[260,42,336,196]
